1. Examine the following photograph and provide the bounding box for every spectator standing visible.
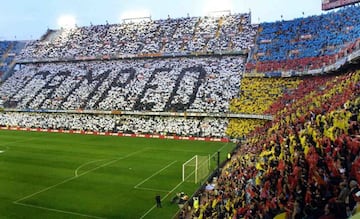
[348,180,360,215]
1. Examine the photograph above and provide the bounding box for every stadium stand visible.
[224,76,302,138]
[18,13,257,60]
[246,5,360,75]
[0,13,255,139]
[183,69,360,219]
[0,113,228,138]
[0,5,359,219]
[0,56,244,113]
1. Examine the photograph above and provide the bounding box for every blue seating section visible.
[0,41,11,55]
[251,5,360,63]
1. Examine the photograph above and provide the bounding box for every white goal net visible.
[182,155,210,183]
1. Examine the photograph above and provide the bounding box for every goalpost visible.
[182,155,210,183]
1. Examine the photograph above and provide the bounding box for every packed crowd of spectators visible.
[18,13,257,60]
[225,77,302,138]
[0,112,229,138]
[225,118,267,140]
[116,115,227,138]
[0,112,115,132]
[229,77,301,114]
[182,70,360,218]
[0,56,244,113]
[246,5,360,73]
[0,8,359,219]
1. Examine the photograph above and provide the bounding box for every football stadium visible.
[0,0,359,218]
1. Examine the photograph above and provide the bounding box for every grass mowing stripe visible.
[0,136,41,152]
[0,130,236,218]
[134,160,177,189]
[14,202,106,219]
[14,148,148,203]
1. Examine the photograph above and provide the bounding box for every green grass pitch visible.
[0,130,235,219]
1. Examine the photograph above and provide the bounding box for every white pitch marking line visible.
[15,174,79,204]
[139,177,188,219]
[133,187,170,193]
[0,138,36,146]
[153,142,230,154]
[210,142,230,158]
[134,160,177,189]
[0,137,40,152]
[149,148,203,153]
[14,148,148,204]
[140,145,227,219]
[219,142,230,151]
[13,201,106,219]
[75,159,106,177]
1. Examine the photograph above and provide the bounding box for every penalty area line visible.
[134,186,170,193]
[134,160,177,189]
[140,163,201,219]
[13,201,106,219]
[14,148,149,204]
[139,176,188,219]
